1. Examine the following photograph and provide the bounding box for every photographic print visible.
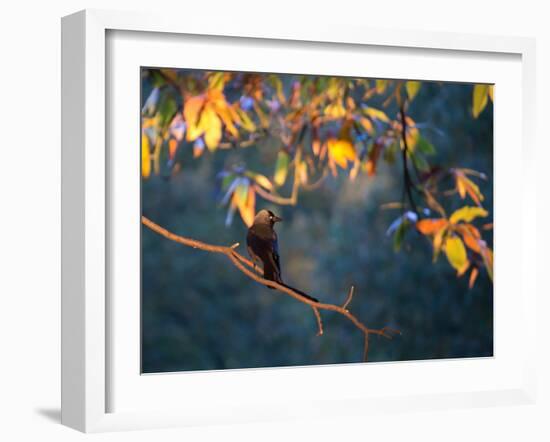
[141,68,493,373]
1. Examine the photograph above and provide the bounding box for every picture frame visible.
[61,9,537,433]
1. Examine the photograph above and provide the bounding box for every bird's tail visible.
[279,282,319,303]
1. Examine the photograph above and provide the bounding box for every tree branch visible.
[142,216,397,361]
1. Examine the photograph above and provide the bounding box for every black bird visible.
[246,209,318,302]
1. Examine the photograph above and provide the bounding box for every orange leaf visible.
[238,186,256,227]
[469,267,479,289]
[416,219,448,235]
[141,132,151,178]
[168,138,178,161]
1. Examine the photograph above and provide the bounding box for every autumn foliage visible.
[141,69,494,288]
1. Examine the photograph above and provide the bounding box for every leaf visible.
[324,100,347,118]
[444,236,469,274]
[357,116,374,134]
[235,107,256,132]
[199,105,222,151]
[409,150,430,172]
[469,267,479,289]
[141,132,151,178]
[449,206,488,224]
[168,138,178,161]
[416,136,436,155]
[363,107,390,123]
[375,79,388,94]
[416,219,447,235]
[157,93,177,129]
[455,171,484,205]
[406,81,421,100]
[238,186,256,227]
[488,85,494,101]
[480,245,493,281]
[393,220,408,252]
[328,138,356,169]
[472,84,489,118]
[184,95,206,141]
[246,172,273,191]
[274,151,290,186]
[432,226,447,261]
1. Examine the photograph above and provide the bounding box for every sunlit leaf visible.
[444,235,469,273]
[238,185,256,227]
[449,206,488,224]
[324,100,347,118]
[246,172,273,191]
[235,107,256,132]
[472,84,489,118]
[199,105,222,151]
[141,132,151,178]
[208,72,226,91]
[416,219,447,235]
[406,81,421,101]
[454,171,484,205]
[184,95,206,141]
[274,151,290,186]
[457,224,482,253]
[328,138,356,169]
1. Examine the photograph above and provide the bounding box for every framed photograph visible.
[61,9,537,433]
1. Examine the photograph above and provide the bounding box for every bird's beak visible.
[273,215,283,223]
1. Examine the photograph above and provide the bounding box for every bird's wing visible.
[271,233,281,277]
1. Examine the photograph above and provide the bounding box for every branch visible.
[399,103,419,215]
[142,216,396,361]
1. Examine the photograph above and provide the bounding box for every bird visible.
[246,209,318,303]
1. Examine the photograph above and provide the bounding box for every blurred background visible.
[141,71,493,373]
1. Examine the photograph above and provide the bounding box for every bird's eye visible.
[269,216,273,220]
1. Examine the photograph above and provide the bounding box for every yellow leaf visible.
[184,95,206,141]
[364,107,390,123]
[450,206,488,224]
[416,219,448,235]
[480,245,493,281]
[455,172,484,205]
[141,132,151,178]
[444,236,469,273]
[327,138,356,169]
[212,99,239,137]
[235,107,256,132]
[274,151,290,186]
[324,100,347,118]
[199,105,222,151]
[473,84,489,118]
[238,186,256,227]
[251,173,273,191]
[375,79,388,94]
[488,85,494,101]
[406,81,421,100]
[358,117,374,134]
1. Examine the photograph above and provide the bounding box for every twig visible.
[312,307,324,336]
[342,286,355,311]
[399,103,418,215]
[142,216,396,360]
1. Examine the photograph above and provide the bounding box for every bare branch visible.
[142,216,396,360]
[312,307,324,336]
[342,286,355,311]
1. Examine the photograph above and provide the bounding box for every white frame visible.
[61,9,537,433]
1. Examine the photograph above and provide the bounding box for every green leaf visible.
[409,151,430,172]
[472,84,489,118]
[393,220,408,252]
[406,81,421,101]
[274,151,290,186]
[416,136,436,155]
[158,92,177,129]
